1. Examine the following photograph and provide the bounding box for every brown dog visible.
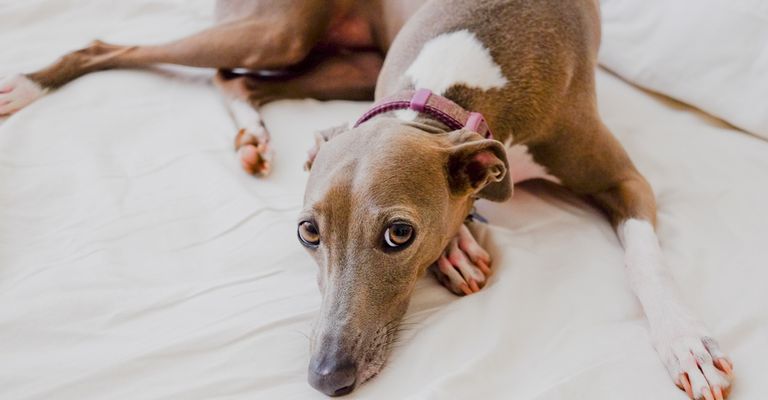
[0,0,734,398]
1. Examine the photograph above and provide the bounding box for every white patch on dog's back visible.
[405,30,508,95]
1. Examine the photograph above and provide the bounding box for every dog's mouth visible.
[357,318,403,384]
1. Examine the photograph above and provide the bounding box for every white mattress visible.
[1,1,766,399]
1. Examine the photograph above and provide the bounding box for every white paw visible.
[655,333,733,399]
[430,224,492,296]
[0,74,46,116]
[235,127,272,176]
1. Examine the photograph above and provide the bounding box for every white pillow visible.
[599,0,768,139]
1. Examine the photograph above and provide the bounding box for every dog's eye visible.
[298,221,320,248]
[384,223,414,249]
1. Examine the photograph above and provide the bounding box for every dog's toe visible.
[235,128,272,176]
[433,255,472,295]
[0,74,46,116]
[659,335,733,399]
[430,224,492,296]
[456,224,491,274]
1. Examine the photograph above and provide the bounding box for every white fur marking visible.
[226,98,269,142]
[505,144,560,184]
[0,74,46,115]
[619,219,686,325]
[394,109,418,122]
[619,219,729,396]
[229,99,262,131]
[406,30,508,95]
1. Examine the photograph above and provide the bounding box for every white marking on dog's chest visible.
[505,142,560,184]
[405,30,508,95]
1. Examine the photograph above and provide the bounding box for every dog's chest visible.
[505,142,560,184]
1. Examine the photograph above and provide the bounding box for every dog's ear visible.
[305,123,348,171]
[447,138,512,201]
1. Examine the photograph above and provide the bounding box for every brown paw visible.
[430,224,492,296]
[235,128,272,176]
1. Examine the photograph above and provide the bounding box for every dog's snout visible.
[308,355,358,397]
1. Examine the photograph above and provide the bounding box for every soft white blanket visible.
[1,1,766,399]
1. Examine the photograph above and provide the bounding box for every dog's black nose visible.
[308,356,358,396]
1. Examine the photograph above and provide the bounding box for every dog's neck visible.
[398,117,450,134]
[354,88,494,139]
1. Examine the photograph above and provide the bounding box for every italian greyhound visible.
[0,0,734,398]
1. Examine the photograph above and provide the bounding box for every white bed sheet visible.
[1,1,767,399]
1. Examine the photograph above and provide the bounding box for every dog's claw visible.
[459,283,472,296]
[715,358,733,377]
[235,128,272,176]
[430,224,492,296]
[713,386,724,400]
[680,374,693,398]
[477,259,491,275]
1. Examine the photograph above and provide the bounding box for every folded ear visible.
[447,139,512,201]
[304,123,348,171]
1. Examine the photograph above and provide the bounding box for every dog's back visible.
[376,0,601,145]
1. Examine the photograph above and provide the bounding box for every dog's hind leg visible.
[213,50,383,176]
[1,0,332,116]
[227,50,384,103]
[214,70,273,176]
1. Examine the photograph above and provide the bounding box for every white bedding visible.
[1,1,767,399]
[599,0,768,140]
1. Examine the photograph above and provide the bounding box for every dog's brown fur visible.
[300,0,660,396]
[15,0,729,398]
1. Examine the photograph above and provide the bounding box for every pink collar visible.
[354,88,493,139]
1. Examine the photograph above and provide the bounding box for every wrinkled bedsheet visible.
[1,1,766,399]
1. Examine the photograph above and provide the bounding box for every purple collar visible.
[354,88,493,139]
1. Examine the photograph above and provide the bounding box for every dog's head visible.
[300,117,511,396]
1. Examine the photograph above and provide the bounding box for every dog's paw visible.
[430,224,492,296]
[235,127,272,176]
[656,333,733,400]
[0,74,46,116]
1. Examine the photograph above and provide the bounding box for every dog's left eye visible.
[384,223,414,249]
[298,221,320,248]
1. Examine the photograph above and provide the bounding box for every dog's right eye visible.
[298,221,320,248]
[384,222,414,250]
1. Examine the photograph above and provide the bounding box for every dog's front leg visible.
[430,223,492,295]
[593,175,734,400]
[620,217,733,399]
